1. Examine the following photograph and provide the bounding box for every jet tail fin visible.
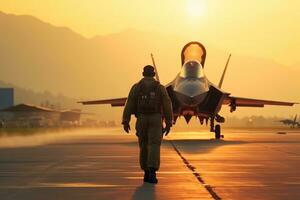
[218,54,232,88]
[151,53,160,83]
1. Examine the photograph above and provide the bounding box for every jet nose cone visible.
[174,78,209,98]
[174,78,209,106]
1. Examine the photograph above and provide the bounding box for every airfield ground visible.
[0,128,299,200]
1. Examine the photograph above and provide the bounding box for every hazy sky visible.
[0,0,300,66]
[0,0,299,118]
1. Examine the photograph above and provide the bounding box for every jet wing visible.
[78,97,127,107]
[223,96,297,108]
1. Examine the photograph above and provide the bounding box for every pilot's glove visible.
[163,122,172,136]
[122,122,131,134]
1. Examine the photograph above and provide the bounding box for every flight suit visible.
[122,77,173,170]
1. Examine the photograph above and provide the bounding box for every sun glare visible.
[186,0,206,18]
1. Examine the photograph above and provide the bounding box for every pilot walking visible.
[122,65,173,184]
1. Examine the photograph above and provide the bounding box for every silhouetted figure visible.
[122,65,173,184]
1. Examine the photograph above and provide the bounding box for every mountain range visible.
[0,10,299,118]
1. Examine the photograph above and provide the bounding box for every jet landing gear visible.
[210,117,224,140]
[215,124,221,139]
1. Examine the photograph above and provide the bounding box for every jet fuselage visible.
[166,42,227,123]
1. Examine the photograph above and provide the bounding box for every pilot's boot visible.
[143,170,149,182]
[148,168,158,184]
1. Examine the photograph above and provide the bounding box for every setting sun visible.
[186,0,206,18]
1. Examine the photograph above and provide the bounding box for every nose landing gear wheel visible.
[215,124,221,139]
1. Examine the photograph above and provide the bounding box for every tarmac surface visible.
[0,127,299,200]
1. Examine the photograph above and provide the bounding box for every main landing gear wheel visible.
[215,124,221,139]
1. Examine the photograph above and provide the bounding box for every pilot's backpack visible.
[136,80,161,114]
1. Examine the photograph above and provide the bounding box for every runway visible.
[0,128,299,200]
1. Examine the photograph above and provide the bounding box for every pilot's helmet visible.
[143,65,156,77]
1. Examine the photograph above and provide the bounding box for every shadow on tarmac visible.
[168,139,248,154]
[131,183,156,200]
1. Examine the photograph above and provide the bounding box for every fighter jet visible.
[79,41,297,139]
[278,114,299,128]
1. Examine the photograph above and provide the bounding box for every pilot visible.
[122,65,173,184]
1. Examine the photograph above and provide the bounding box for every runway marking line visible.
[169,140,222,200]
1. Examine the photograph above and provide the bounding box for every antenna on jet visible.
[218,54,232,88]
[151,53,160,83]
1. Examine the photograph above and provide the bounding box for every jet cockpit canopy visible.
[180,60,205,79]
[181,41,206,66]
